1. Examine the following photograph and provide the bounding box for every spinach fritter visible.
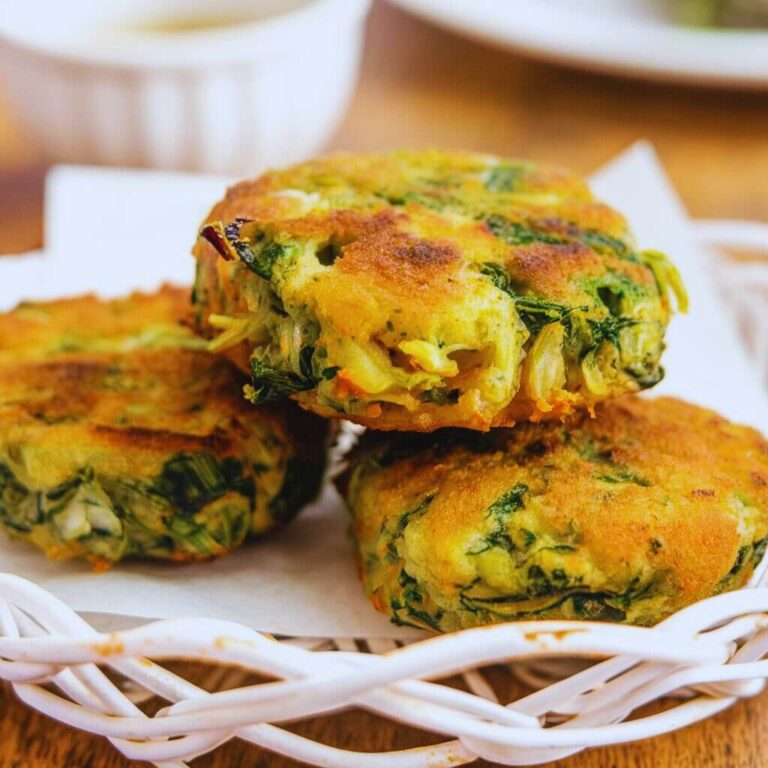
[340,397,768,630]
[193,150,685,431]
[0,286,327,569]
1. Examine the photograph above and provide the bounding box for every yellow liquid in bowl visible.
[117,1,310,37]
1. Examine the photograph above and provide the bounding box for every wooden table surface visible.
[1,2,767,766]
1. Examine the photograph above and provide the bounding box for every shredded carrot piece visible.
[334,369,368,398]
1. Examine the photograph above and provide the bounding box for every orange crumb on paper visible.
[87,556,112,574]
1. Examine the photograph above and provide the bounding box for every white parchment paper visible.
[0,142,766,638]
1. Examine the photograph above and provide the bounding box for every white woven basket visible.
[1,221,767,768]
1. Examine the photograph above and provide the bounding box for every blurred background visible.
[0,0,766,253]
[1,2,768,766]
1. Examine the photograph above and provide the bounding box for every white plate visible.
[389,0,768,88]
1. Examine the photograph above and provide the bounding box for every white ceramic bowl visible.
[0,0,371,175]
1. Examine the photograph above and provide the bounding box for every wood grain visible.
[1,1,767,766]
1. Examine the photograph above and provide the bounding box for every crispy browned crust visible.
[0,286,325,488]
[341,396,768,628]
[0,285,194,358]
[192,150,683,431]
[294,390,584,432]
[192,154,636,312]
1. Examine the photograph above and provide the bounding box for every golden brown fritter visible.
[192,150,686,431]
[0,286,199,360]
[340,397,768,630]
[0,286,327,569]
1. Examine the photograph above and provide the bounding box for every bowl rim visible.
[0,0,372,69]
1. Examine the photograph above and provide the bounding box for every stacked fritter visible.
[340,398,768,629]
[0,286,327,569]
[190,149,768,629]
[193,150,685,431]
